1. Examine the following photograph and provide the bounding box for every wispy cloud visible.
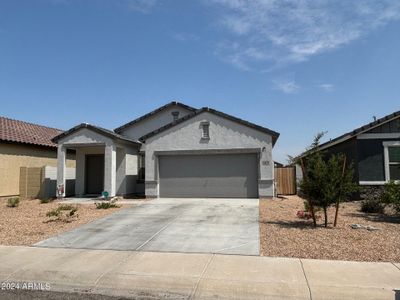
[209,0,400,70]
[122,0,157,13]
[171,32,200,43]
[318,83,335,92]
[273,79,300,94]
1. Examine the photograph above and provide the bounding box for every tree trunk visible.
[334,157,347,227]
[309,201,317,227]
[324,207,328,227]
[300,158,317,228]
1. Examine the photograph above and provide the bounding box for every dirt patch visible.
[259,195,400,262]
[0,198,130,246]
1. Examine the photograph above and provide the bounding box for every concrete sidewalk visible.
[0,246,399,300]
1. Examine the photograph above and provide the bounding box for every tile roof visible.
[0,116,62,148]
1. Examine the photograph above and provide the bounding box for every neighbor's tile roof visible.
[0,116,63,148]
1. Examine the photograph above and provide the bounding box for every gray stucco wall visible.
[57,128,140,197]
[143,111,274,197]
[118,105,193,141]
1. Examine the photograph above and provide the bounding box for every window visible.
[171,111,180,121]
[138,153,145,181]
[388,147,400,180]
[384,142,400,182]
[201,122,210,139]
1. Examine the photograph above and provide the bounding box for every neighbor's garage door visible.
[159,153,259,198]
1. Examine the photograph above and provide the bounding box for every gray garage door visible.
[159,153,259,198]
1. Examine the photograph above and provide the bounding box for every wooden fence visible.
[275,167,296,195]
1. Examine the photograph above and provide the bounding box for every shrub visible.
[46,208,61,218]
[299,133,358,227]
[40,198,53,204]
[381,181,400,213]
[68,207,77,217]
[7,197,20,207]
[361,198,385,214]
[58,204,75,211]
[45,205,78,222]
[95,201,119,209]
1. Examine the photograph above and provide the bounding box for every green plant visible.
[381,181,400,213]
[40,198,53,204]
[361,198,385,213]
[69,208,77,216]
[7,197,20,207]
[58,204,75,211]
[46,208,61,217]
[95,201,119,209]
[45,205,78,222]
[299,133,358,227]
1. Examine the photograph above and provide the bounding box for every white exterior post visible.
[104,143,116,197]
[57,145,66,197]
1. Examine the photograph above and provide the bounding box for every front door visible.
[85,154,104,195]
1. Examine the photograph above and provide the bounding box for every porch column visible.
[56,145,66,197]
[104,143,116,197]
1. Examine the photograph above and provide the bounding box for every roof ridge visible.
[52,123,141,145]
[114,101,197,133]
[139,106,280,145]
[304,109,400,155]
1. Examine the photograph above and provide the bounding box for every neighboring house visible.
[0,117,75,197]
[53,101,280,199]
[301,110,400,197]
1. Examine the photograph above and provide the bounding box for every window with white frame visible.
[388,146,400,180]
[384,142,400,181]
[201,122,210,139]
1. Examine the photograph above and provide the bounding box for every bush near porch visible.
[259,195,400,262]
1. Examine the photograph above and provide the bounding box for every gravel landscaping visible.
[260,195,400,262]
[0,198,130,246]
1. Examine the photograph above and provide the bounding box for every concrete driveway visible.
[35,198,259,255]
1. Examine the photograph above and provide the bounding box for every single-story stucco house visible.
[301,110,400,198]
[53,102,280,199]
[0,117,75,198]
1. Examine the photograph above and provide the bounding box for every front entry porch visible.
[57,144,116,197]
[53,123,142,198]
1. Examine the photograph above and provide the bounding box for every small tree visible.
[381,181,400,213]
[298,133,357,227]
[298,133,326,227]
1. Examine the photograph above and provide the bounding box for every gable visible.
[58,127,113,145]
[118,104,194,141]
[317,111,400,152]
[366,117,400,134]
[145,111,273,149]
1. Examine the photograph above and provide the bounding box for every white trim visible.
[358,133,400,139]
[359,181,386,185]
[383,141,400,182]
[383,141,400,146]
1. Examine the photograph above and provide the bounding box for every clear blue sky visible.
[1,0,399,162]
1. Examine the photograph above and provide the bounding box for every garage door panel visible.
[159,154,258,198]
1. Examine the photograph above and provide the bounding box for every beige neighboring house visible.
[0,117,75,197]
